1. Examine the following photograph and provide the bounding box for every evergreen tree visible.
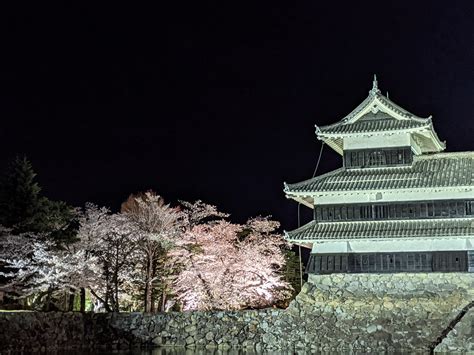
[0,156,42,232]
[0,156,77,242]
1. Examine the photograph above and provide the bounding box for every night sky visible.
[0,2,473,230]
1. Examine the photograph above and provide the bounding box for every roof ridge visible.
[376,93,431,122]
[318,90,431,133]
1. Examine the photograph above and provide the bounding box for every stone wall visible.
[1,272,473,353]
[434,307,474,352]
[279,273,474,352]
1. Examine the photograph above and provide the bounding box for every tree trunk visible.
[144,248,154,312]
[44,287,53,312]
[68,290,75,311]
[144,282,150,312]
[80,288,86,312]
[145,280,153,312]
[160,288,166,312]
[63,291,68,311]
[113,244,120,312]
[90,288,111,312]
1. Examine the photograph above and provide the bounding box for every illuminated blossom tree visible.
[1,195,294,313]
[76,204,140,312]
[0,228,38,296]
[179,200,229,227]
[0,227,99,310]
[170,215,292,311]
[122,192,183,312]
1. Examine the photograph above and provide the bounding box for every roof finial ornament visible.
[369,74,380,95]
[386,91,389,99]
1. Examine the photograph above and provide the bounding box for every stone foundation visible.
[1,273,473,353]
[308,272,474,298]
[435,307,474,352]
[284,273,474,351]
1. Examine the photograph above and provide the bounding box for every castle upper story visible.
[284,77,473,208]
[315,75,445,160]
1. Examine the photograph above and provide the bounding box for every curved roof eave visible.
[316,88,432,135]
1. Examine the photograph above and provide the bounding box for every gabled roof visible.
[284,151,474,197]
[284,218,474,242]
[318,111,430,135]
[315,76,446,154]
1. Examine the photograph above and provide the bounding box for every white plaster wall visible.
[343,133,410,150]
[311,187,474,205]
[311,237,474,253]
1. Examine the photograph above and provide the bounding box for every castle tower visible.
[284,77,474,276]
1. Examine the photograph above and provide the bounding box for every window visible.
[341,206,347,220]
[314,200,474,222]
[360,255,368,271]
[404,149,413,164]
[350,151,358,167]
[389,150,397,165]
[354,206,361,219]
[334,255,341,271]
[360,205,372,219]
[449,202,457,216]
[307,252,467,274]
[401,205,408,218]
[420,203,427,217]
[397,152,403,163]
[321,256,327,271]
[322,208,329,221]
[368,151,386,166]
[315,207,322,220]
[389,204,396,218]
[414,204,421,217]
[428,203,434,216]
[347,206,354,219]
[343,147,413,169]
[328,207,334,220]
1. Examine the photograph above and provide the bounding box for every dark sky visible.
[0,2,473,230]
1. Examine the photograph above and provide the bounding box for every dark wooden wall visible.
[307,251,470,274]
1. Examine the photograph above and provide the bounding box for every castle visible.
[284,76,474,276]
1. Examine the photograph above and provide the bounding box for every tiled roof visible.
[285,152,474,194]
[313,83,445,154]
[318,111,430,135]
[285,218,474,241]
[342,90,427,122]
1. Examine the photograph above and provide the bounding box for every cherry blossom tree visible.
[0,227,38,296]
[179,200,229,227]
[170,214,292,311]
[1,195,294,313]
[0,227,98,310]
[122,192,183,312]
[76,204,141,312]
